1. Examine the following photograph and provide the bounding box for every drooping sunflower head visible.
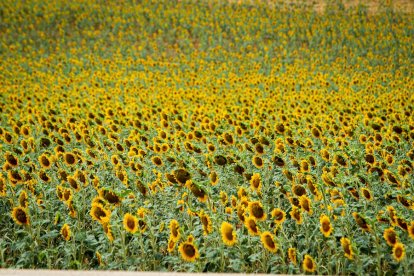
[123,213,138,234]
[220,221,236,246]
[299,195,312,214]
[90,203,111,224]
[199,211,213,235]
[12,206,30,226]
[290,206,302,225]
[408,222,414,240]
[0,176,6,196]
[99,188,122,206]
[352,212,370,232]
[288,248,297,265]
[244,216,260,236]
[61,223,71,241]
[167,236,176,253]
[169,219,180,241]
[19,190,29,208]
[260,231,278,253]
[340,237,353,260]
[248,201,267,221]
[249,173,262,192]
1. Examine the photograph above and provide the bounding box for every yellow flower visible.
[90,204,111,224]
[288,248,297,265]
[392,242,405,262]
[248,201,267,221]
[319,214,333,237]
[221,222,236,246]
[340,237,354,260]
[383,227,398,246]
[61,223,71,241]
[123,213,138,234]
[244,216,260,236]
[178,241,199,262]
[271,208,286,225]
[249,173,262,193]
[260,231,277,253]
[11,206,30,226]
[169,219,180,241]
[302,254,316,273]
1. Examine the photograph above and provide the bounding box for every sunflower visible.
[11,206,30,226]
[392,242,405,262]
[383,227,398,246]
[340,237,354,260]
[61,223,71,241]
[64,152,77,166]
[252,155,264,169]
[178,241,199,262]
[67,176,80,192]
[352,212,370,232]
[302,254,316,273]
[408,222,414,240]
[299,195,312,214]
[319,214,333,237]
[0,176,6,196]
[19,190,28,208]
[260,231,278,253]
[169,219,181,241]
[99,189,122,206]
[237,187,248,199]
[5,152,18,167]
[300,159,310,172]
[151,156,163,166]
[221,221,237,246]
[244,216,260,236]
[123,213,138,234]
[199,211,213,235]
[186,180,208,202]
[290,206,302,225]
[250,173,262,193]
[288,248,297,265]
[219,191,228,205]
[38,154,52,169]
[167,236,176,252]
[90,203,111,224]
[248,201,267,221]
[223,132,235,145]
[174,169,191,185]
[210,171,219,185]
[138,219,147,233]
[271,208,286,225]
[360,188,373,201]
[102,222,114,242]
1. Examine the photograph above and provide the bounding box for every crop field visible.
[0,0,413,274]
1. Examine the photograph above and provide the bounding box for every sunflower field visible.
[0,0,413,274]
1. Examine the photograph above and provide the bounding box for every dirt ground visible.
[227,0,414,13]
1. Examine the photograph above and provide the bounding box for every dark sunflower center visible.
[183,244,196,257]
[127,218,135,229]
[16,209,28,224]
